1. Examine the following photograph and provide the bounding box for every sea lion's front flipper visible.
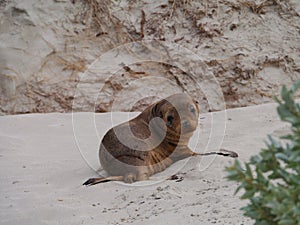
[83,176,123,186]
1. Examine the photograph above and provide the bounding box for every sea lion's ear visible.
[193,99,199,105]
[192,99,200,113]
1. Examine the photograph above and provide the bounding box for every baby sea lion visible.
[83,93,238,185]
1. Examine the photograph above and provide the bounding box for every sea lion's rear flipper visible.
[83,176,123,186]
[193,149,238,158]
[218,149,238,158]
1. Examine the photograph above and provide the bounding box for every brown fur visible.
[83,93,237,185]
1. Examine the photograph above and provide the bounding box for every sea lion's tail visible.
[83,176,123,186]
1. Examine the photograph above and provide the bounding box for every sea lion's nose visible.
[182,120,190,128]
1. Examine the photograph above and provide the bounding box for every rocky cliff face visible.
[1,0,300,114]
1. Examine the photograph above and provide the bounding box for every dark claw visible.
[168,174,184,182]
[83,178,97,186]
[168,174,179,180]
[83,177,112,186]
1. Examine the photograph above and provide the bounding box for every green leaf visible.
[256,169,267,185]
[275,153,289,162]
[254,220,271,225]
[250,155,261,164]
[241,189,256,199]
[290,80,300,94]
[234,184,243,195]
[281,85,289,100]
[278,218,296,225]
[245,163,253,179]
[292,204,300,216]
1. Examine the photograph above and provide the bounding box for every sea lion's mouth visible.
[182,120,190,129]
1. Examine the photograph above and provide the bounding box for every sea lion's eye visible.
[167,115,174,126]
[189,105,196,114]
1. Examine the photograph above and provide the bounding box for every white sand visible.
[0,103,290,225]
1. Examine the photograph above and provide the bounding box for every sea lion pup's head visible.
[150,93,199,142]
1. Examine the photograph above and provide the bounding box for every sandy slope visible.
[0,103,290,225]
[1,0,300,114]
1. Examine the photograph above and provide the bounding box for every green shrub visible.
[226,80,300,225]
